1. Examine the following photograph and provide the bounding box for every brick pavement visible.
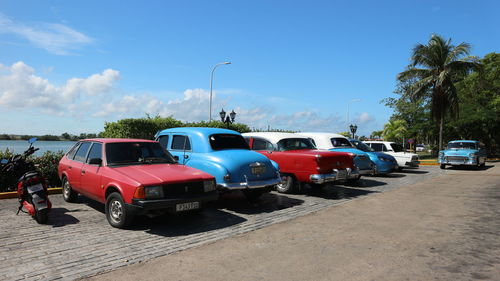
[0,166,444,281]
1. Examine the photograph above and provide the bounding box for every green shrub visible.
[0,149,64,192]
[102,116,251,139]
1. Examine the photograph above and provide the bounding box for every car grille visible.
[446,156,467,162]
[163,181,205,197]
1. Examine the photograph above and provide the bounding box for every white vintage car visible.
[363,141,419,170]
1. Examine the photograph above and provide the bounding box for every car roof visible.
[242,132,307,144]
[299,132,346,139]
[82,138,157,143]
[157,127,240,136]
[449,140,478,143]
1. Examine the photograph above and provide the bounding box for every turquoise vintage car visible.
[438,140,487,169]
[154,127,281,199]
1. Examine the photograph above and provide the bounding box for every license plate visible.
[337,170,347,180]
[252,166,266,175]
[176,202,199,212]
[27,183,43,194]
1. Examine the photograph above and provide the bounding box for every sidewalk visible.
[87,164,500,281]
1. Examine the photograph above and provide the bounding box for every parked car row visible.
[57,128,418,229]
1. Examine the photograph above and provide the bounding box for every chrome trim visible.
[218,175,282,190]
[310,172,337,184]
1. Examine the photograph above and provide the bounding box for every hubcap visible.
[277,175,289,190]
[110,200,123,223]
[63,181,70,198]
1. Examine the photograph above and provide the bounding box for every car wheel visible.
[397,167,404,172]
[62,177,78,202]
[440,164,446,169]
[35,208,49,224]
[276,174,298,194]
[105,192,134,229]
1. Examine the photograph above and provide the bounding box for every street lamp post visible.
[220,108,236,128]
[209,62,231,122]
[349,124,358,139]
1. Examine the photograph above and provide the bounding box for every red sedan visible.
[58,138,218,228]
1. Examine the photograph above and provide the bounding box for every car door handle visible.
[81,170,86,175]
[68,166,72,169]
[184,155,189,159]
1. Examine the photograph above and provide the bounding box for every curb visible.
[0,187,62,200]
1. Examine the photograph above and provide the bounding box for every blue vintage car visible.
[438,140,487,169]
[349,139,398,175]
[154,127,281,199]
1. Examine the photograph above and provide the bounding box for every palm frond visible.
[444,42,471,64]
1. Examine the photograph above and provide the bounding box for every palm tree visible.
[397,34,480,150]
[382,119,407,142]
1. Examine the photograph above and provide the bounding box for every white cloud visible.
[0,61,120,114]
[356,112,375,124]
[0,13,93,55]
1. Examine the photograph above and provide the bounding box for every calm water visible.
[0,140,76,156]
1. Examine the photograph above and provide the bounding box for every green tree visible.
[382,119,407,142]
[397,34,480,149]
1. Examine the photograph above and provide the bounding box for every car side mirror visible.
[88,158,102,165]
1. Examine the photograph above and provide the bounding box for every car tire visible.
[62,177,78,203]
[440,164,446,169]
[276,174,298,194]
[105,192,134,229]
[397,167,404,172]
[35,208,49,224]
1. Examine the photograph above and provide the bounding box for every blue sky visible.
[1,0,498,136]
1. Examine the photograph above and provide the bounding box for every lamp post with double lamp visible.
[349,124,358,139]
[220,108,236,128]
[209,62,231,122]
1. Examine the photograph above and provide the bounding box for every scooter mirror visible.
[0,159,7,164]
[28,137,38,144]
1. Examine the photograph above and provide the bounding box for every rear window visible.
[209,134,249,150]
[330,138,353,148]
[277,138,315,151]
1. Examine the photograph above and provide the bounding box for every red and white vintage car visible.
[242,132,358,193]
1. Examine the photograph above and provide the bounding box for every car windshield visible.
[390,143,404,152]
[277,138,315,151]
[448,142,477,150]
[106,142,176,166]
[209,134,249,150]
[351,140,374,152]
[331,138,354,148]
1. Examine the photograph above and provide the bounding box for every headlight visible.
[144,186,164,199]
[378,156,390,162]
[203,180,216,192]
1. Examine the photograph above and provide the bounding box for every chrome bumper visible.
[405,161,420,167]
[218,175,282,190]
[358,167,375,175]
[310,172,338,184]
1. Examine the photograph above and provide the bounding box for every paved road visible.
[0,166,445,280]
[87,163,499,281]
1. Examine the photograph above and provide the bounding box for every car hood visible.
[388,151,417,159]
[329,147,369,156]
[111,164,213,186]
[369,151,396,161]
